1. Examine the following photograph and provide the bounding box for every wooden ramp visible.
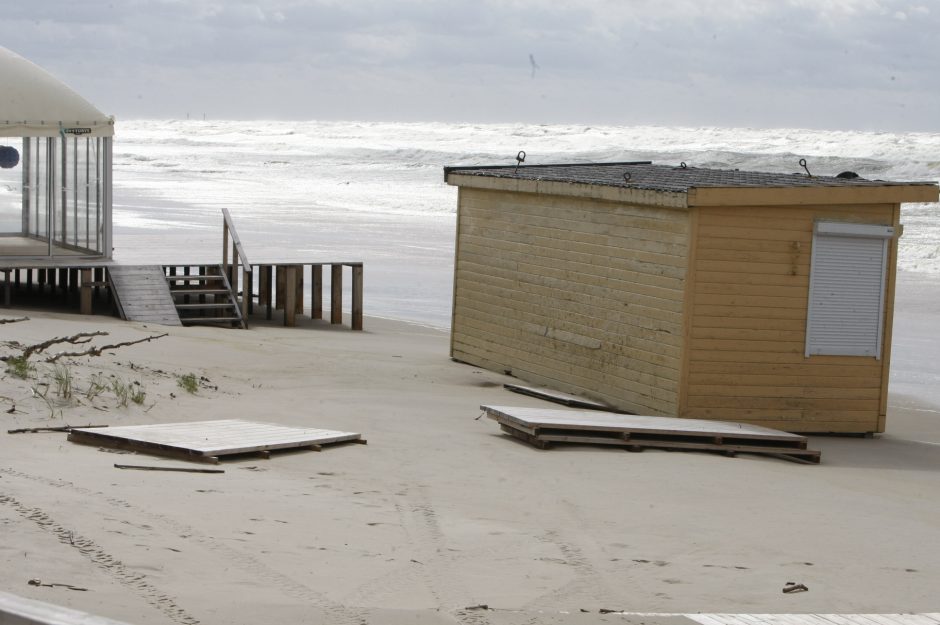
[107,265,182,326]
[482,405,820,464]
[69,419,364,463]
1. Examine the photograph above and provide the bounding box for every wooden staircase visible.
[166,265,246,328]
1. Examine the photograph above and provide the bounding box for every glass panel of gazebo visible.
[3,136,106,256]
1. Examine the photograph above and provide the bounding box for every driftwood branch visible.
[8,424,109,435]
[0,316,29,325]
[20,332,107,360]
[45,333,169,363]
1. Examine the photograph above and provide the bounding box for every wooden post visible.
[331,264,342,325]
[80,269,92,315]
[284,265,297,327]
[352,264,363,331]
[242,267,250,321]
[262,265,273,320]
[275,266,284,310]
[2,269,10,307]
[222,219,229,275]
[295,266,304,315]
[311,265,322,319]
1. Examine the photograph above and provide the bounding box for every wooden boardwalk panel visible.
[483,405,808,442]
[482,405,820,463]
[69,419,363,462]
[108,264,182,326]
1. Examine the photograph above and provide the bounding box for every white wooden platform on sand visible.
[68,419,364,463]
[482,405,820,463]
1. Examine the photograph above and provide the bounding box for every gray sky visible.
[4,0,938,131]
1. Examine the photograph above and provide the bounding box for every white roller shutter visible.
[805,222,893,358]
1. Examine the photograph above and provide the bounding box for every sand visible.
[1,274,939,625]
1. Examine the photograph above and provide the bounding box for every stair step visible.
[167,275,226,282]
[170,288,230,295]
[180,317,241,324]
[176,303,236,310]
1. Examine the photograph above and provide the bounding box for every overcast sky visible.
[3,1,938,131]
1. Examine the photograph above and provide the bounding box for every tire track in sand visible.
[0,468,367,625]
[355,485,492,625]
[0,493,199,625]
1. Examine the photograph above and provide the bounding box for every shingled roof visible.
[444,161,932,193]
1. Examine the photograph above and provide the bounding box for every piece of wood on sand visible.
[69,419,364,464]
[481,405,820,464]
[503,383,628,412]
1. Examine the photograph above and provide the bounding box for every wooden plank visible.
[503,383,624,412]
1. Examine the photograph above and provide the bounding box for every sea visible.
[112,120,940,329]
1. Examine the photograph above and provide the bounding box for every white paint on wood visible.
[0,590,135,625]
[71,419,361,457]
[481,405,808,442]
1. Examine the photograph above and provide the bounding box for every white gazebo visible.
[0,45,113,260]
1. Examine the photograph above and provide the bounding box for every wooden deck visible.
[482,405,821,463]
[1,260,364,330]
[69,419,365,463]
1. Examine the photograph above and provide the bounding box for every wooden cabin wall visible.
[679,203,899,433]
[451,187,689,415]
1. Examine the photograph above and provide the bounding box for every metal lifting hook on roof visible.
[514,150,526,173]
[799,158,813,178]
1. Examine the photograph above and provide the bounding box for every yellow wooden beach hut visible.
[445,162,938,434]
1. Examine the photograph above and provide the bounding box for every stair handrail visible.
[222,208,252,323]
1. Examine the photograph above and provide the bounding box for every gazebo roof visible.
[0,46,113,138]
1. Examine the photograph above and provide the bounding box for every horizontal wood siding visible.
[451,188,689,415]
[682,204,896,433]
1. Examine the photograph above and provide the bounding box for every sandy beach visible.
[1,273,939,625]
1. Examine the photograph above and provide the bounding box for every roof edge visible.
[688,184,939,206]
[446,172,690,209]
